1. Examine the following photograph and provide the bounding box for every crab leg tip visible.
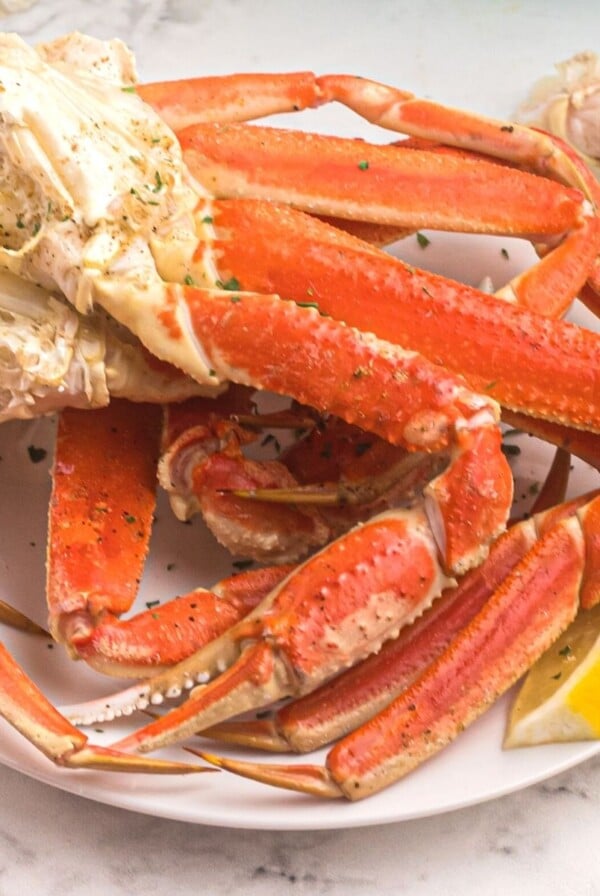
[0,600,50,637]
[67,744,216,775]
[187,748,344,798]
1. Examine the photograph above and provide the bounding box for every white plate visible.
[0,229,598,829]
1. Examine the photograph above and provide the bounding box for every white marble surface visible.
[1,0,599,893]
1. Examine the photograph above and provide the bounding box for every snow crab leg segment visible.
[179,284,513,572]
[160,389,330,563]
[502,409,600,471]
[179,123,584,236]
[140,70,592,194]
[137,72,321,130]
[314,75,595,196]
[47,400,161,655]
[180,126,599,322]
[0,645,207,774]
[73,564,294,679]
[210,199,600,431]
[162,389,444,562]
[201,495,600,800]
[197,489,594,754]
[112,505,457,755]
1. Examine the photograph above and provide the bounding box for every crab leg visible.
[135,71,594,192]
[143,72,600,316]
[46,388,299,676]
[62,293,513,734]
[180,125,598,320]
[179,122,583,236]
[0,644,207,774]
[162,389,443,563]
[47,400,162,654]
[160,389,330,563]
[502,410,600,471]
[72,565,294,678]
[208,198,600,432]
[197,493,600,799]
[186,461,584,754]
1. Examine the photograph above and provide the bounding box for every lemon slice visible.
[505,602,600,748]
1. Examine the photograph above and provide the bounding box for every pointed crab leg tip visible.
[187,749,344,799]
[0,599,51,637]
[229,485,342,506]
[198,718,291,752]
[65,744,216,775]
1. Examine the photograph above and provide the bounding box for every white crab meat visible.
[0,32,222,388]
[0,269,208,421]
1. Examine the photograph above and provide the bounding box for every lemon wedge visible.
[505,602,600,748]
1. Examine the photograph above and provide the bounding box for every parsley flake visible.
[216,276,242,291]
[233,559,253,570]
[27,445,47,463]
[416,232,430,249]
[295,300,320,311]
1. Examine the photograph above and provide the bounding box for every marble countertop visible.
[1,0,599,893]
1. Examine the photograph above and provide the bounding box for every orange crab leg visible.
[160,390,330,564]
[136,71,592,194]
[48,388,305,677]
[502,409,600,471]
[109,504,457,755]
[208,198,600,432]
[73,565,293,678]
[137,72,321,130]
[180,122,583,237]
[0,644,207,774]
[196,482,590,754]
[181,124,599,321]
[46,398,290,677]
[162,390,443,562]
[143,71,600,316]
[198,494,599,799]
[47,400,162,653]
